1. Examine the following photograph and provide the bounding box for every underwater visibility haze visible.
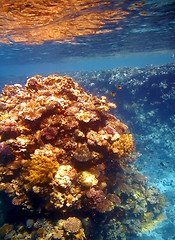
[0,0,175,240]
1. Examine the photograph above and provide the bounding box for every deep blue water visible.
[0,0,175,239]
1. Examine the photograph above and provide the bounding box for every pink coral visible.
[86,187,115,213]
[86,187,106,204]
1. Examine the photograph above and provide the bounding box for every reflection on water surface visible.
[0,0,135,44]
[0,0,174,65]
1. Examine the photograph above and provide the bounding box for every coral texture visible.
[0,75,165,239]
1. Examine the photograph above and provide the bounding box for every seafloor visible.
[0,63,174,240]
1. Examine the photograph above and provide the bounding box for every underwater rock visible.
[0,74,165,239]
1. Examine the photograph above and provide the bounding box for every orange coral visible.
[112,133,134,157]
[25,153,59,186]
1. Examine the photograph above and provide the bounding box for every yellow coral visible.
[133,190,145,200]
[78,171,98,187]
[53,165,77,188]
[25,154,59,186]
[143,212,154,221]
[141,213,166,232]
[112,133,134,157]
[75,110,92,122]
[74,228,86,240]
[50,191,65,209]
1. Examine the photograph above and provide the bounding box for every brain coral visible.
[63,217,82,234]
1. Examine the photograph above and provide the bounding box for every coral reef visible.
[0,74,165,239]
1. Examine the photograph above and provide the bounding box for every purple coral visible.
[86,188,116,212]
[0,143,15,164]
[86,187,106,204]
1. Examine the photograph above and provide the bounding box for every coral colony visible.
[0,75,165,239]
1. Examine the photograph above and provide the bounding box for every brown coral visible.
[73,144,92,162]
[63,217,82,234]
[40,127,58,142]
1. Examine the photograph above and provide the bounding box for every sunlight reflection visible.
[0,0,144,44]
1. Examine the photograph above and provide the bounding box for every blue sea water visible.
[0,0,175,239]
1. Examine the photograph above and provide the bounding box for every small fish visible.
[110,91,116,96]
[116,85,122,90]
[160,162,166,167]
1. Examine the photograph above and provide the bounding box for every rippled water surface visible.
[0,0,175,65]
